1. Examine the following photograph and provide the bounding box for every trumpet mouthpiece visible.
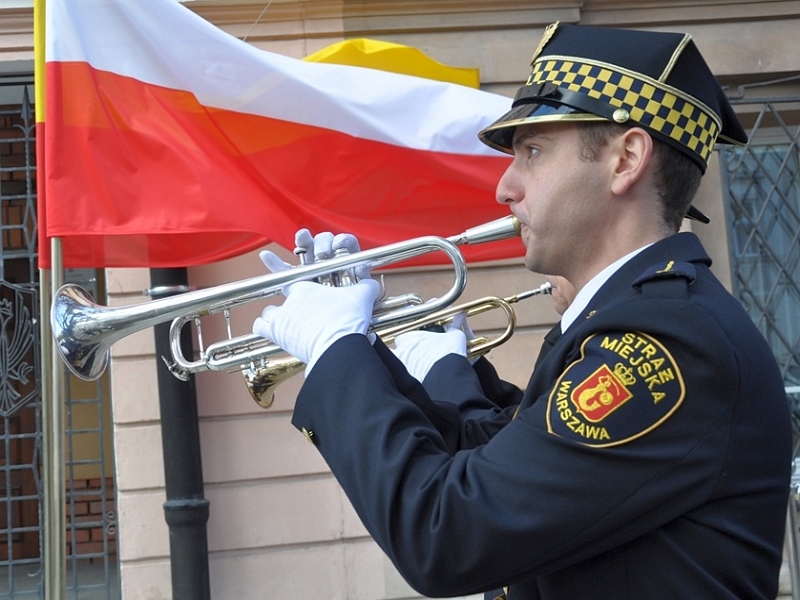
[512,283,553,302]
[447,215,521,246]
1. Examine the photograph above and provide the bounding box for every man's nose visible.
[495,163,522,205]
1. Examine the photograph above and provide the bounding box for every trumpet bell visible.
[242,356,305,409]
[51,283,113,380]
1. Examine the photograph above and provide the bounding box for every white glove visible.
[257,228,328,273]
[252,278,381,375]
[261,229,370,280]
[392,313,469,382]
[257,227,315,274]
[259,249,292,274]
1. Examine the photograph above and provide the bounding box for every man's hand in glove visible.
[252,278,381,375]
[258,228,369,278]
[392,312,473,382]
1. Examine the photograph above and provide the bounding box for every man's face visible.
[495,122,614,279]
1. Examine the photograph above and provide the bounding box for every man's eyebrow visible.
[512,129,550,149]
[512,132,534,147]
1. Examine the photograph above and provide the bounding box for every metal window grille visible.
[0,73,120,599]
[721,91,800,392]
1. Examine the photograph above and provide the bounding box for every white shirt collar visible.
[560,244,653,333]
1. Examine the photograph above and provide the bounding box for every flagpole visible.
[35,0,67,596]
[44,239,66,600]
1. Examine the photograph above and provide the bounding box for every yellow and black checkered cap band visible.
[529,57,722,165]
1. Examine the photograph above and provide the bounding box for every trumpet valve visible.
[332,247,359,287]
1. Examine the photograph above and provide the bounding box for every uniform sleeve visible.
[370,338,513,449]
[291,306,743,598]
[471,356,524,408]
[422,354,521,413]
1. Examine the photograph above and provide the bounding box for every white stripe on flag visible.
[46,0,511,154]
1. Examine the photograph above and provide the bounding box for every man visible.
[546,275,574,317]
[253,23,792,599]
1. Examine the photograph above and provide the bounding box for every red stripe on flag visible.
[43,62,517,268]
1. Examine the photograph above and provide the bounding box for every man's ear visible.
[610,127,653,196]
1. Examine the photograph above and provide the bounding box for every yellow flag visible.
[304,38,480,88]
[34,0,46,123]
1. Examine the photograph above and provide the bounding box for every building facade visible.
[0,1,798,598]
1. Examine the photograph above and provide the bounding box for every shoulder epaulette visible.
[633,260,696,298]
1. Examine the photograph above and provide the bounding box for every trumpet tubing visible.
[168,292,428,380]
[243,282,553,408]
[51,215,521,381]
[378,283,553,349]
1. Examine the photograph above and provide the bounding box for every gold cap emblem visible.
[530,22,559,64]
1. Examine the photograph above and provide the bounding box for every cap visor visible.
[479,101,605,153]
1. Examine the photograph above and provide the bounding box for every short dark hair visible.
[578,122,703,232]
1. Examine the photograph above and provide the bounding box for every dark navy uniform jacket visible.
[292,232,792,599]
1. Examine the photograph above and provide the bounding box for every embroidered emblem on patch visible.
[546,331,685,447]
[572,363,634,422]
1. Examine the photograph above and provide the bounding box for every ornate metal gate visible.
[721,87,800,392]
[0,74,119,598]
[720,81,800,598]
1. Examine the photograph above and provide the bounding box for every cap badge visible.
[530,21,559,64]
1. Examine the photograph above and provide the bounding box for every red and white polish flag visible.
[39,0,516,268]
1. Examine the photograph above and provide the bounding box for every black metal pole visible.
[149,267,211,600]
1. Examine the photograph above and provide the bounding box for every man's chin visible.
[523,254,541,273]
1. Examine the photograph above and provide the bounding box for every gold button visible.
[301,427,315,444]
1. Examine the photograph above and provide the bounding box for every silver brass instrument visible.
[51,215,521,381]
[244,283,553,409]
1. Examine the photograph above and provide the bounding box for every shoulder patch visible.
[546,331,685,447]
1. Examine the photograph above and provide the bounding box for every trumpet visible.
[243,283,553,409]
[51,216,521,381]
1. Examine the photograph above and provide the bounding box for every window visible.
[721,104,800,390]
